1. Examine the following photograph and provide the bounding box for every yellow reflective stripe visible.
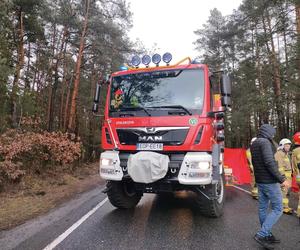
[285,172,292,178]
[282,198,289,205]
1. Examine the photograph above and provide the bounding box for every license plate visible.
[136,143,163,151]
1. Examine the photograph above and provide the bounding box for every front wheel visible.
[196,174,225,217]
[106,181,142,209]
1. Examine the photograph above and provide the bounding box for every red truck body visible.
[102,63,219,152]
[93,56,230,217]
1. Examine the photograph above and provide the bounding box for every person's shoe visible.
[266,233,280,244]
[252,195,258,200]
[254,234,275,250]
[283,207,293,214]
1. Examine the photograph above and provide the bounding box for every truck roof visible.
[111,63,208,77]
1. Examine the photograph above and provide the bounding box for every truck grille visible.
[116,127,189,146]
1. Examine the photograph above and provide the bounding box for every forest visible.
[194,0,300,146]
[0,0,299,184]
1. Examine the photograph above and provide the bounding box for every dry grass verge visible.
[0,162,103,230]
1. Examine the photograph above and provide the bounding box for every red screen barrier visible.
[224,148,251,185]
[224,148,299,192]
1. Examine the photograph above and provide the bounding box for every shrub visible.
[0,129,82,183]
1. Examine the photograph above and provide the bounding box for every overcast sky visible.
[128,0,242,62]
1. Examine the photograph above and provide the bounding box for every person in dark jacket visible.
[250,124,290,250]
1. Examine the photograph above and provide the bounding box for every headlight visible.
[190,161,210,170]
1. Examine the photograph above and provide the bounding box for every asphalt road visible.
[1,184,300,250]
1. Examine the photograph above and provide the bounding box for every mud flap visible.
[212,144,221,184]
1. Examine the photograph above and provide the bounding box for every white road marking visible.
[43,197,108,250]
[232,185,252,195]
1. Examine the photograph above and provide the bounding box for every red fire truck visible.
[93,53,231,217]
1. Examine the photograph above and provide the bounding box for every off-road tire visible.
[196,174,225,218]
[107,181,142,209]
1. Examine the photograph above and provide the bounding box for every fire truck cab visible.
[93,53,231,217]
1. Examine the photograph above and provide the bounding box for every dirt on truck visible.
[92,53,232,217]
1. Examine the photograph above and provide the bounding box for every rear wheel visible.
[107,181,142,209]
[196,174,225,217]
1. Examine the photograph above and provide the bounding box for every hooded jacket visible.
[250,124,285,184]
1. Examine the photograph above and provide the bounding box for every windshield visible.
[109,69,205,116]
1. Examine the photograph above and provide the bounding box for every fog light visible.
[188,172,210,178]
[100,168,115,175]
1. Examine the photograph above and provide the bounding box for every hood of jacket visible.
[258,124,276,139]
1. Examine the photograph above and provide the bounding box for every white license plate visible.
[136,143,163,151]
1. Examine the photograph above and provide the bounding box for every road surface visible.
[0,184,299,250]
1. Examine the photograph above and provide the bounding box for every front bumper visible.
[99,151,216,185]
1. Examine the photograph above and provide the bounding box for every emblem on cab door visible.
[189,118,198,126]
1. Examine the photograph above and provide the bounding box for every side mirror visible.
[221,74,231,96]
[220,74,231,108]
[92,84,101,113]
[104,74,111,84]
[221,96,231,107]
[94,84,101,102]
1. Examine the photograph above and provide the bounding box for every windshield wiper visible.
[147,105,192,115]
[119,106,151,116]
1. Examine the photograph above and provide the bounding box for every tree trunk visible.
[63,76,72,131]
[50,28,69,131]
[46,24,57,131]
[68,0,90,132]
[11,8,25,128]
[59,49,67,130]
[262,10,285,137]
[255,25,268,124]
[25,41,31,90]
[32,42,40,92]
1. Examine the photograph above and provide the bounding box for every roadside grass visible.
[0,163,103,230]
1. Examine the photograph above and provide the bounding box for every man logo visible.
[138,136,163,142]
[146,127,156,134]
